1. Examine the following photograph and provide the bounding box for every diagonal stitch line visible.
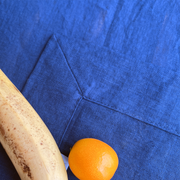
[53,35,83,96]
[21,36,53,92]
[58,96,83,147]
[83,96,180,138]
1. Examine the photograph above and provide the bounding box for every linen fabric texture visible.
[0,1,180,179]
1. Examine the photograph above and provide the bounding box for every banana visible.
[0,70,68,180]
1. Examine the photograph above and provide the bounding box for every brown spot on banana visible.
[12,149,33,179]
[0,126,33,179]
[0,124,5,136]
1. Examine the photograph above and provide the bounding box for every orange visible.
[68,138,119,180]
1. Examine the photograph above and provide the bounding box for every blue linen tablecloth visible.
[0,1,180,179]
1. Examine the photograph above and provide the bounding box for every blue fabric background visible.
[0,1,180,179]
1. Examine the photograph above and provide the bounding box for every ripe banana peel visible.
[0,70,68,180]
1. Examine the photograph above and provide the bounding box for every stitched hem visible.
[54,34,180,138]
[58,96,83,147]
[83,96,180,138]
